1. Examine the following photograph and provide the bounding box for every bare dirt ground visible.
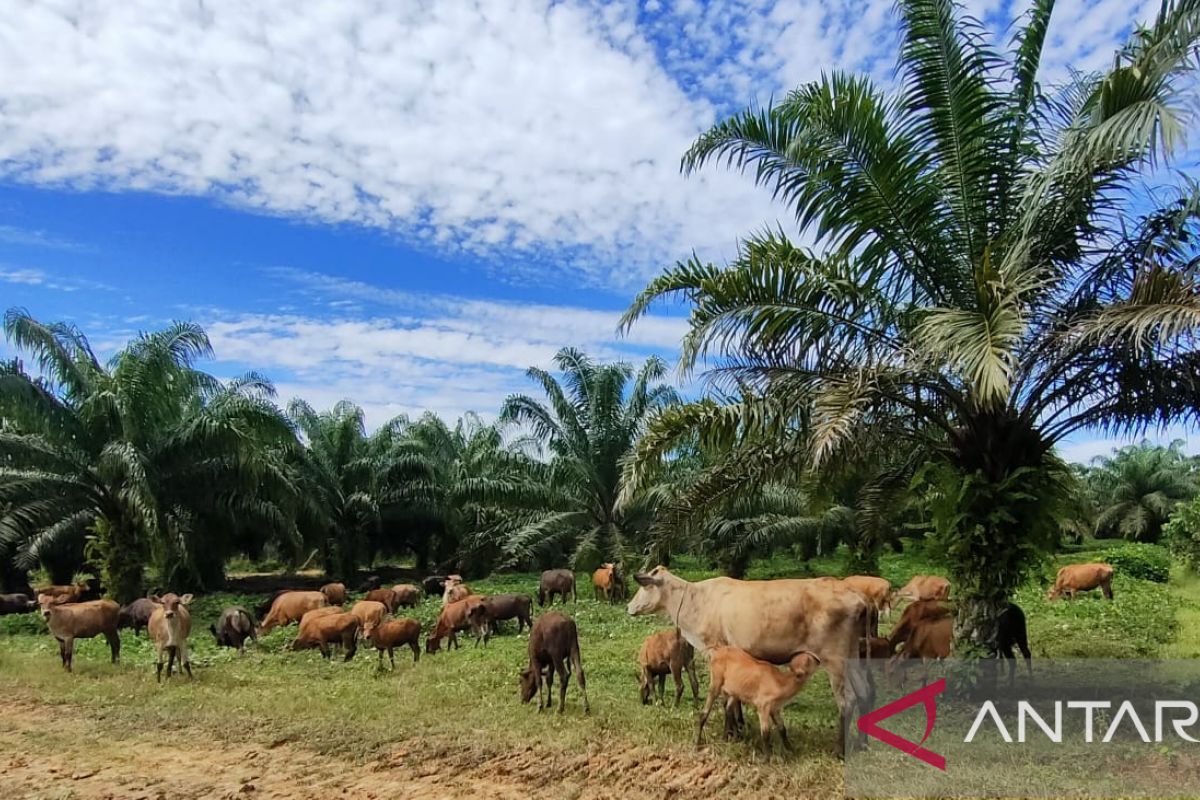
[0,701,827,799]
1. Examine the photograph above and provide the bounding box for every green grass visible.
[0,546,1191,794]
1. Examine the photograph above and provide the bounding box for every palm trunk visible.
[93,518,145,604]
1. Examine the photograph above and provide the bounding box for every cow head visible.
[519,666,538,703]
[626,565,672,616]
[788,651,822,682]
[150,593,193,620]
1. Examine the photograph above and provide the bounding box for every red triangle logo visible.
[856,678,947,770]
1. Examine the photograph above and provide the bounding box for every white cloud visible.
[0,266,112,292]
[0,225,90,252]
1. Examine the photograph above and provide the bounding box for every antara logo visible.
[857,678,947,771]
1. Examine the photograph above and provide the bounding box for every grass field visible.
[0,545,1188,799]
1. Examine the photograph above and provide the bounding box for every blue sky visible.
[0,0,1193,463]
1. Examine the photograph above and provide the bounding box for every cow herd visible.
[2,559,1118,756]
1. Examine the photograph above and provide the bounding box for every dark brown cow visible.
[41,598,121,672]
[538,569,575,606]
[211,606,257,654]
[467,594,533,644]
[519,612,589,714]
[118,597,162,636]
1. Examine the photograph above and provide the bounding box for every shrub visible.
[1165,496,1200,573]
[1099,542,1171,583]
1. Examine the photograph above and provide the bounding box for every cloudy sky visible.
[0,0,1192,462]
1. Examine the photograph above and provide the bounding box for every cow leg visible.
[344,634,357,662]
[772,710,794,752]
[656,673,666,704]
[686,662,700,703]
[409,640,420,663]
[758,707,773,759]
[388,647,396,670]
[1102,580,1113,600]
[826,656,867,758]
[724,699,745,741]
[556,658,570,714]
[166,646,177,679]
[696,682,723,747]
[672,665,685,707]
[56,637,69,671]
[449,631,459,650]
[181,642,193,679]
[540,665,552,712]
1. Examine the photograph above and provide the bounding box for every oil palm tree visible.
[622,0,1200,651]
[498,347,678,569]
[286,400,435,580]
[0,310,300,600]
[1090,440,1195,541]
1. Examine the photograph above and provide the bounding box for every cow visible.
[1047,563,1114,600]
[363,617,421,668]
[40,599,120,672]
[0,593,36,615]
[289,612,360,661]
[840,576,892,634]
[390,584,422,608]
[894,575,950,603]
[366,588,400,613]
[148,593,194,682]
[998,602,1033,682]
[422,575,449,597]
[466,594,533,644]
[538,569,576,606]
[118,597,162,637]
[627,565,873,755]
[426,595,486,653]
[519,612,589,714]
[350,600,388,630]
[210,606,257,654]
[638,628,699,707]
[886,615,951,686]
[886,600,952,652]
[35,582,89,605]
[258,591,328,634]
[442,582,472,606]
[592,563,618,602]
[696,647,822,757]
[320,582,348,606]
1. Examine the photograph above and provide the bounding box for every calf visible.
[41,599,120,672]
[148,593,194,682]
[467,594,533,644]
[538,569,575,606]
[442,581,472,606]
[363,617,421,668]
[1047,563,1114,600]
[519,612,589,714]
[390,584,421,608]
[289,612,360,661]
[0,593,36,615]
[592,563,617,602]
[894,575,950,603]
[365,588,400,613]
[886,599,952,652]
[320,582,348,606]
[258,591,328,634]
[697,646,822,757]
[210,606,257,654]
[638,628,699,707]
[426,595,485,652]
[350,600,388,630]
[118,597,162,636]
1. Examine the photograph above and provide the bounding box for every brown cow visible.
[592,563,617,602]
[390,584,421,608]
[289,612,360,661]
[363,617,421,668]
[627,566,873,754]
[894,575,950,602]
[1047,563,1114,600]
[148,593,194,682]
[859,636,893,660]
[519,611,589,714]
[467,594,533,644]
[35,582,89,605]
[258,591,328,634]
[366,588,400,613]
[886,599,952,652]
[538,569,575,606]
[350,600,388,630]
[442,582,472,606]
[41,599,120,672]
[638,628,699,707]
[697,646,822,757]
[320,582,348,606]
[887,616,951,686]
[427,595,486,653]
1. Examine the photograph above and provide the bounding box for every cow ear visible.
[634,573,655,587]
[180,593,193,605]
[148,595,161,604]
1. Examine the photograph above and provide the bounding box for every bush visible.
[1165,496,1200,572]
[1099,542,1171,583]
